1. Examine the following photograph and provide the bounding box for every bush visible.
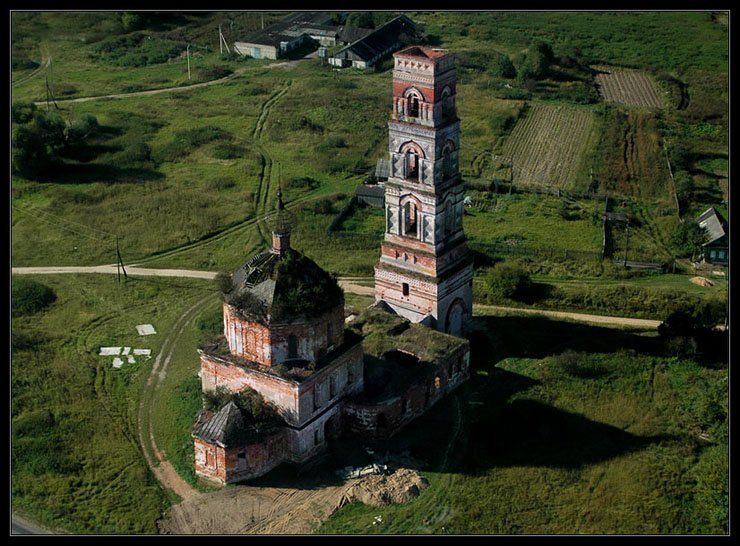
[90,33,186,67]
[11,102,37,125]
[215,271,233,294]
[492,53,516,79]
[12,277,57,316]
[197,66,233,81]
[287,176,320,190]
[670,222,708,259]
[483,262,532,301]
[210,143,244,160]
[311,197,336,215]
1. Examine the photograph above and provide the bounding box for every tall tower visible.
[374,46,473,336]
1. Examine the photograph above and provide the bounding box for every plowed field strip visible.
[593,65,664,108]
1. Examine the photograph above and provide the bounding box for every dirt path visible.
[137,295,215,503]
[473,303,662,329]
[11,267,668,330]
[12,44,50,87]
[32,67,248,106]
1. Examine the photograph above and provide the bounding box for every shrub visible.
[287,176,319,190]
[215,271,233,294]
[90,33,186,67]
[11,102,37,125]
[197,66,233,81]
[311,197,336,215]
[210,143,244,160]
[491,53,516,79]
[670,222,708,259]
[483,262,532,301]
[12,277,57,316]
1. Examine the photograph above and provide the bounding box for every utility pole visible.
[186,44,191,80]
[261,13,265,30]
[116,236,128,282]
[623,219,630,267]
[219,25,223,54]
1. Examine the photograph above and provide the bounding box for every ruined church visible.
[192,46,474,485]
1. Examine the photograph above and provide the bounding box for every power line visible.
[13,204,116,239]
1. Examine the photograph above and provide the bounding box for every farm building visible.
[697,207,728,265]
[233,11,377,60]
[356,183,386,208]
[329,15,418,69]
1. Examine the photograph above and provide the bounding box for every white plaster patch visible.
[136,324,157,336]
[99,347,122,356]
[127,355,136,364]
[112,357,124,369]
[133,349,152,357]
[122,347,131,355]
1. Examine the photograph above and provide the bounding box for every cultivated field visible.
[501,104,598,190]
[593,65,664,108]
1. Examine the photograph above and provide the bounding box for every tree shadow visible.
[465,397,675,472]
[473,315,664,363]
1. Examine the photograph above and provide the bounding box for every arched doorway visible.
[446,299,467,337]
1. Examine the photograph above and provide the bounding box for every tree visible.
[346,12,376,29]
[215,271,233,294]
[492,53,516,79]
[484,262,532,301]
[11,102,37,125]
[674,170,695,206]
[670,222,708,259]
[12,277,57,316]
[119,12,144,31]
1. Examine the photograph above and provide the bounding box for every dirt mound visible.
[339,468,429,508]
[690,276,715,287]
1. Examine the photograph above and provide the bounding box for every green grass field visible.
[318,313,728,534]
[11,274,214,533]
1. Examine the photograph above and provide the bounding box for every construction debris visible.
[133,348,152,357]
[136,324,157,336]
[112,357,124,369]
[690,276,715,287]
[338,468,429,508]
[99,347,122,356]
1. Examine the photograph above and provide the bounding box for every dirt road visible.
[12,267,668,330]
[32,68,247,106]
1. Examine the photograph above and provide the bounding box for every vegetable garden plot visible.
[592,65,664,108]
[501,104,597,190]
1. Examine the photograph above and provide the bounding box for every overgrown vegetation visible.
[11,277,57,316]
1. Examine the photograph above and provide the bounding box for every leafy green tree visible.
[492,53,516,79]
[484,262,533,301]
[11,277,57,316]
[346,12,376,29]
[517,40,554,81]
[119,12,144,31]
[11,102,37,125]
[670,222,708,259]
[674,170,695,206]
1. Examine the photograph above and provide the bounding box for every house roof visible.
[375,157,390,179]
[192,401,247,447]
[337,25,373,44]
[697,207,728,246]
[332,15,417,63]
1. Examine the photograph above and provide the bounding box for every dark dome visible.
[227,248,344,323]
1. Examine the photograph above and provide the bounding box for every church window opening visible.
[442,141,455,179]
[329,376,336,398]
[314,428,320,446]
[407,150,419,180]
[402,282,410,296]
[409,95,420,117]
[327,322,333,345]
[403,201,418,237]
[287,334,298,359]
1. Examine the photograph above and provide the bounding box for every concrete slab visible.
[136,324,157,336]
[100,347,122,356]
[127,355,136,364]
[112,357,124,369]
[133,348,152,357]
[122,347,131,355]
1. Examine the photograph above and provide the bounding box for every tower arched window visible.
[404,88,423,118]
[403,201,418,237]
[399,141,424,182]
[287,334,298,359]
[442,141,455,180]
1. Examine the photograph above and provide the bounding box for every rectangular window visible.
[402,282,410,296]
[710,250,717,259]
[314,429,320,446]
[719,250,726,260]
[313,386,320,411]
[329,376,336,399]
[348,367,355,384]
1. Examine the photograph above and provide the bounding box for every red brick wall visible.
[194,431,288,484]
[343,345,470,440]
[223,303,344,367]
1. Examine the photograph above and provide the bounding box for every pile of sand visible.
[338,468,429,508]
[690,276,715,287]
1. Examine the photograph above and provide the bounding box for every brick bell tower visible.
[374,46,473,337]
